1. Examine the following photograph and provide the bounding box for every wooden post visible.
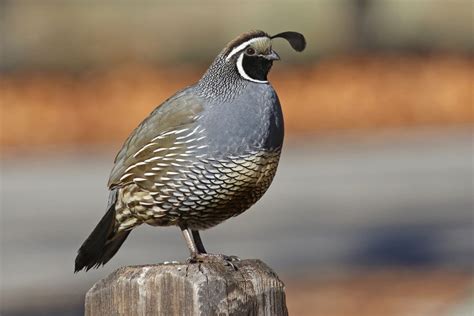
[85,259,288,316]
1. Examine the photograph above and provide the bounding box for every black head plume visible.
[271,31,306,52]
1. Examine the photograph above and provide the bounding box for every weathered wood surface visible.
[85,259,288,316]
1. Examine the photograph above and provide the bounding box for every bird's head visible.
[221,30,306,83]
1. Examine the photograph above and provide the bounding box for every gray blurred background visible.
[1,1,473,315]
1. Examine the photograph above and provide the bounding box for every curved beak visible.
[263,50,280,61]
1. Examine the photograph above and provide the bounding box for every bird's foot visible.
[187,253,240,270]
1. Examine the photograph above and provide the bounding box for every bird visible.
[75,30,306,272]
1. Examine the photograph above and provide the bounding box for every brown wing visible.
[108,89,205,189]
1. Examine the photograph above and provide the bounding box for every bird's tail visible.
[74,190,130,272]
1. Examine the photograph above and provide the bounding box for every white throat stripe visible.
[236,53,268,84]
[225,37,269,61]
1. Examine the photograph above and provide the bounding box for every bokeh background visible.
[1,1,473,315]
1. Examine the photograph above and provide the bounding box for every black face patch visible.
[242,55,273,81]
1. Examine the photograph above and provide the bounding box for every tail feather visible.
[75,190,130,272]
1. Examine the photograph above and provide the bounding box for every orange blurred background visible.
[1,55,472,152]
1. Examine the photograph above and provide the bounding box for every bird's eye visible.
[246,47,256,55]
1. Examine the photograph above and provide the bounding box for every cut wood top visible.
[85,259,288,316]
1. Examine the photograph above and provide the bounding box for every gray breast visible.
[200,83,284,156]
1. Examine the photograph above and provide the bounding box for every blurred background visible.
[1,1,473,315]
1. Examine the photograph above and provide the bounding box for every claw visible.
[224,260,238,271]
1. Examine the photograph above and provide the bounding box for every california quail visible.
[75,30,306,272]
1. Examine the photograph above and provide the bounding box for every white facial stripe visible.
[236,53,268,84]
[225,37,269,61]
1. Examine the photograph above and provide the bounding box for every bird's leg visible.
[179,225,198,258]
[191,230,207,254]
